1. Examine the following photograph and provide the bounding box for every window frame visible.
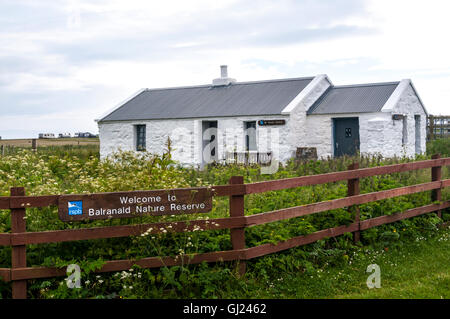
[244,121,257,151]
[135,124,146,151]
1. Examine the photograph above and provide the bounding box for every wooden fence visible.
[0,145,19,156]
[0,155,449,299]
[428,115,450,140]
[225,151,272,165]
[0,140,37,156]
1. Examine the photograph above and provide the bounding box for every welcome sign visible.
[58,187,213,222]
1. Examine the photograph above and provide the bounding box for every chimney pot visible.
[220,65,228,78]
[212,65,236,86]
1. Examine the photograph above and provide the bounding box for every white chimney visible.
[220,65,228,78]
[212,65,236,86]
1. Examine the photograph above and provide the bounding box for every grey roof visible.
[99,77,314,122]
[307,82,400,115]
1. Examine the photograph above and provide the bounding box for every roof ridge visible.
[232,76,314,86]
[333,81,400,89]
[142,76,315,92]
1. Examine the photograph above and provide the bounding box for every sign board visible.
[258,119,286,126]
[392,114,404,120]
[58,187,213,222]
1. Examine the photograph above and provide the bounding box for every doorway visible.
[415,115,421,154]
[245,121,257,151]
[333,117,360,157]
[202,121,218,165]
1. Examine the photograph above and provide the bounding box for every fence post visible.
[431,154,442,219]
[31,139,37,152]
[10,187,27,299]
[229,176,246,276]
[429,115,434,140]
[347,163,360,243]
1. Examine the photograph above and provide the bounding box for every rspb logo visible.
[68,201,83,216]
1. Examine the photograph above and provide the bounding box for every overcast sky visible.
[1,0,449,139]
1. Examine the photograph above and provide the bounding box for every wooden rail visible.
[428,115,450,140]
[0,155,449,298]
[225,151,272,165]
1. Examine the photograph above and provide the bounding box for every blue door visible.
[333,117,360,157]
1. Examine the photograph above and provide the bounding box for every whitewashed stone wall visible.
[390,84,427,157]
[286,75,332,159]
[99,115,291,165]
[99,121,135,155]
[303,83,427,159]
[364,115,397,157]
[99,119,197,165]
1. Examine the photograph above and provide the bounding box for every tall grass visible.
[427,138,450,157]
[0,144,99,160]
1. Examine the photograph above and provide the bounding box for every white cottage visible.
[97,66,427,166]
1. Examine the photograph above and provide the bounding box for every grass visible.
[243,226,450,299]
[337,230,450,299]
[0,142,99,159]
[0,137,99,148]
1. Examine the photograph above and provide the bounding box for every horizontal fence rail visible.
[245,158,450,194]
[0,155,449,298]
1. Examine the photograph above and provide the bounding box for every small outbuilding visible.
[97,66,427,166]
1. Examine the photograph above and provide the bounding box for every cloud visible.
[0,0,449,139]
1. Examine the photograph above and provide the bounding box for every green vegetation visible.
[0,143,99,159]
[427,137,450,157]
[0,139,448,299]
[246,226,450,299]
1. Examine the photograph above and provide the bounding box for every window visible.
[402,116,408,146]
[245,121,257,151]
[135,125,146,151]
[345,128,352,138]
[414,115,421,154]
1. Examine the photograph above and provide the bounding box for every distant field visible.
[0,137,99,147]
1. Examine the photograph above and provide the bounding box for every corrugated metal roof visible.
[307,82,399,115]
[99,77,314,122]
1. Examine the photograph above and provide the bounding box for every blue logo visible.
[68,201,83,216]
